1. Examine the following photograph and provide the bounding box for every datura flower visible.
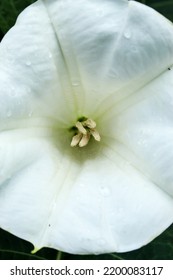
[0,0,173,255]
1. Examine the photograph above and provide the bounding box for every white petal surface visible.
[0,130,173,254]
[103,69,173,198]
[54,151,173,254]
[43,0,173,116]
[1,0,173,121]
[0,0,79,126]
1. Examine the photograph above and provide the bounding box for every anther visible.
[82,119,96,129]
[71,133,82,147]
[70,117,101,148]
[79,133,90,147]
[75,121,87,134]
[90,129,101,141]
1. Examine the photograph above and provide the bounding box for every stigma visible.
[70,118,101,148]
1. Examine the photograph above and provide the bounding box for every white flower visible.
[0,0,173,255]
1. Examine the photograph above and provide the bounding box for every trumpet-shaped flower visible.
[0,0,173,255]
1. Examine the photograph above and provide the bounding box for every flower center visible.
[70,117,101,148]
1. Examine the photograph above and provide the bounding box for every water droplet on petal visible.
[108,68,118,79]
[124,30,131,39]
[7,110,12,118]
[25,61,31,66]
[8,86,16,97]
[28,110,33,117]
[48,52,52,58]
[72,81,80,87]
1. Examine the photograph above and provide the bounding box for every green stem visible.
[110,253,124,260]
[56,251,63,260]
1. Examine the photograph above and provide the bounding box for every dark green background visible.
[0,0,173,260]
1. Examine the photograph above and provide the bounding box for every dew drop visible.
[108,68,118,79]
[137,137,147,146]
[124,30,131,39]
[9,86,16,97]
[72,81,80,87]
[28,110,33,117]
[48,52,52,58]
[25,61,31,66]
[7,110,12,118]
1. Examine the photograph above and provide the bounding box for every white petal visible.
[43,0,173,116]
[0,0,78,125]
[56,151,173,254]
[0,133,172,254]
[105,69,173,198]
[0,128,66,247]
[1,0,173,121]
[0,132,171,254]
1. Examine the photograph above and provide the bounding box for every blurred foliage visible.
[0,0,173,260]
[0,0,35,37]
